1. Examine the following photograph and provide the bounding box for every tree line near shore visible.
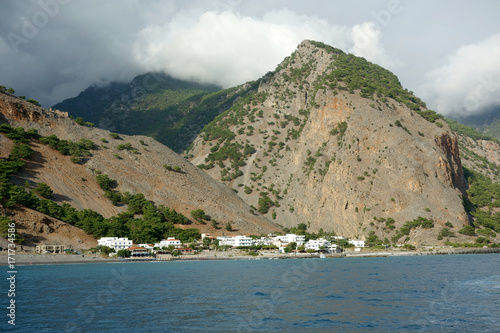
[0,124,201,244]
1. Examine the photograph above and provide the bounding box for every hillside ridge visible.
[187,40,480,245]
[0,92,280,249]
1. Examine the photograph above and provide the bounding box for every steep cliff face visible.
[188,40,470,244]
[0,93,280,240]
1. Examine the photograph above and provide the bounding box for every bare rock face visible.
[188,40,470,245]
[0,206,97,250]
[435,133,466,191]
[0,93,280,238]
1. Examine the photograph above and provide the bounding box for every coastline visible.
[343,247,500,257]
[1,247,499,266]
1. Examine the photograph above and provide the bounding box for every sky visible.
[1,0,499,119]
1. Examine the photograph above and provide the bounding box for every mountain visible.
[52,73,251,153]
[0,92,280,250]
[453,108,500,140]
[186,40,500,246]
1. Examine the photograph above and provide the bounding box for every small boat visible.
[319,252,326,259]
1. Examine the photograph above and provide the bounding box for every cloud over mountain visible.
[420,32,500,117]
[0,2,396,107]
[132,9,396,88]
[0,0,499,112]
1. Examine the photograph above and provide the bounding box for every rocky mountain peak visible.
[187,40,472,245]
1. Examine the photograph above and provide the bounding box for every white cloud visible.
[0,2,401,106]
[132,9,398,88]
[420,32,500,117]
[349,21,399,69]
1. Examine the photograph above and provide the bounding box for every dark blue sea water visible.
[2,254,500,332]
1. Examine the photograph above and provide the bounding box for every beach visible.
[1,247,499,266]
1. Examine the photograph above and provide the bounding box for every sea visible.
[2,254,500,332]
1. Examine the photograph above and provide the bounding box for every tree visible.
[117,249,131,257]
[284,242,297,253]
[297,223,307,231]
[27,99,41,107]
[439,227,455,238]
[96,245,115,255]
[211,220,219,229]
[33,183,53,199]
[458,225,475,236]
[96,174,115,191]
[258,192,275,214]
[0,216,13,238]
[75,117,85,125]
[191,209,208,222]
[7,88,15,94]
[225,221,233,231]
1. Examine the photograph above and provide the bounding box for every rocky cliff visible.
[187,40,472,245]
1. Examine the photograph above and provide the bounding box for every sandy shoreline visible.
[1,247,499,266]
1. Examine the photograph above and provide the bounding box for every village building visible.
[273,234,305,246]
[97,237,133,252]
[154,237,182,249]
[36,245,72,254]
[128,246,149,257]
[349,240,365,248]
[138,244,154,251]
[305,238,340,253]
[217,235,252,247]
[252,237,273,246]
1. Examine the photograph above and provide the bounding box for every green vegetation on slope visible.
[446,119,498,142]
[0,123,200,244]
[52,73,250,153]
[308,41,427,112]
[463,167,500,233]
[391,217,435,244]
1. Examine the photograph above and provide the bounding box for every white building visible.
[154,237,182,249]
[97,237,133,252]
[253,237,273,246]
[305,238,339,253]
[273,234,305,246]
[305,238,331,251]
[349,240,365,248]
[138,244,154,251]
[217,235,253,247]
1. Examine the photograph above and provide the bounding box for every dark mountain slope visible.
[52,73,256,153]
